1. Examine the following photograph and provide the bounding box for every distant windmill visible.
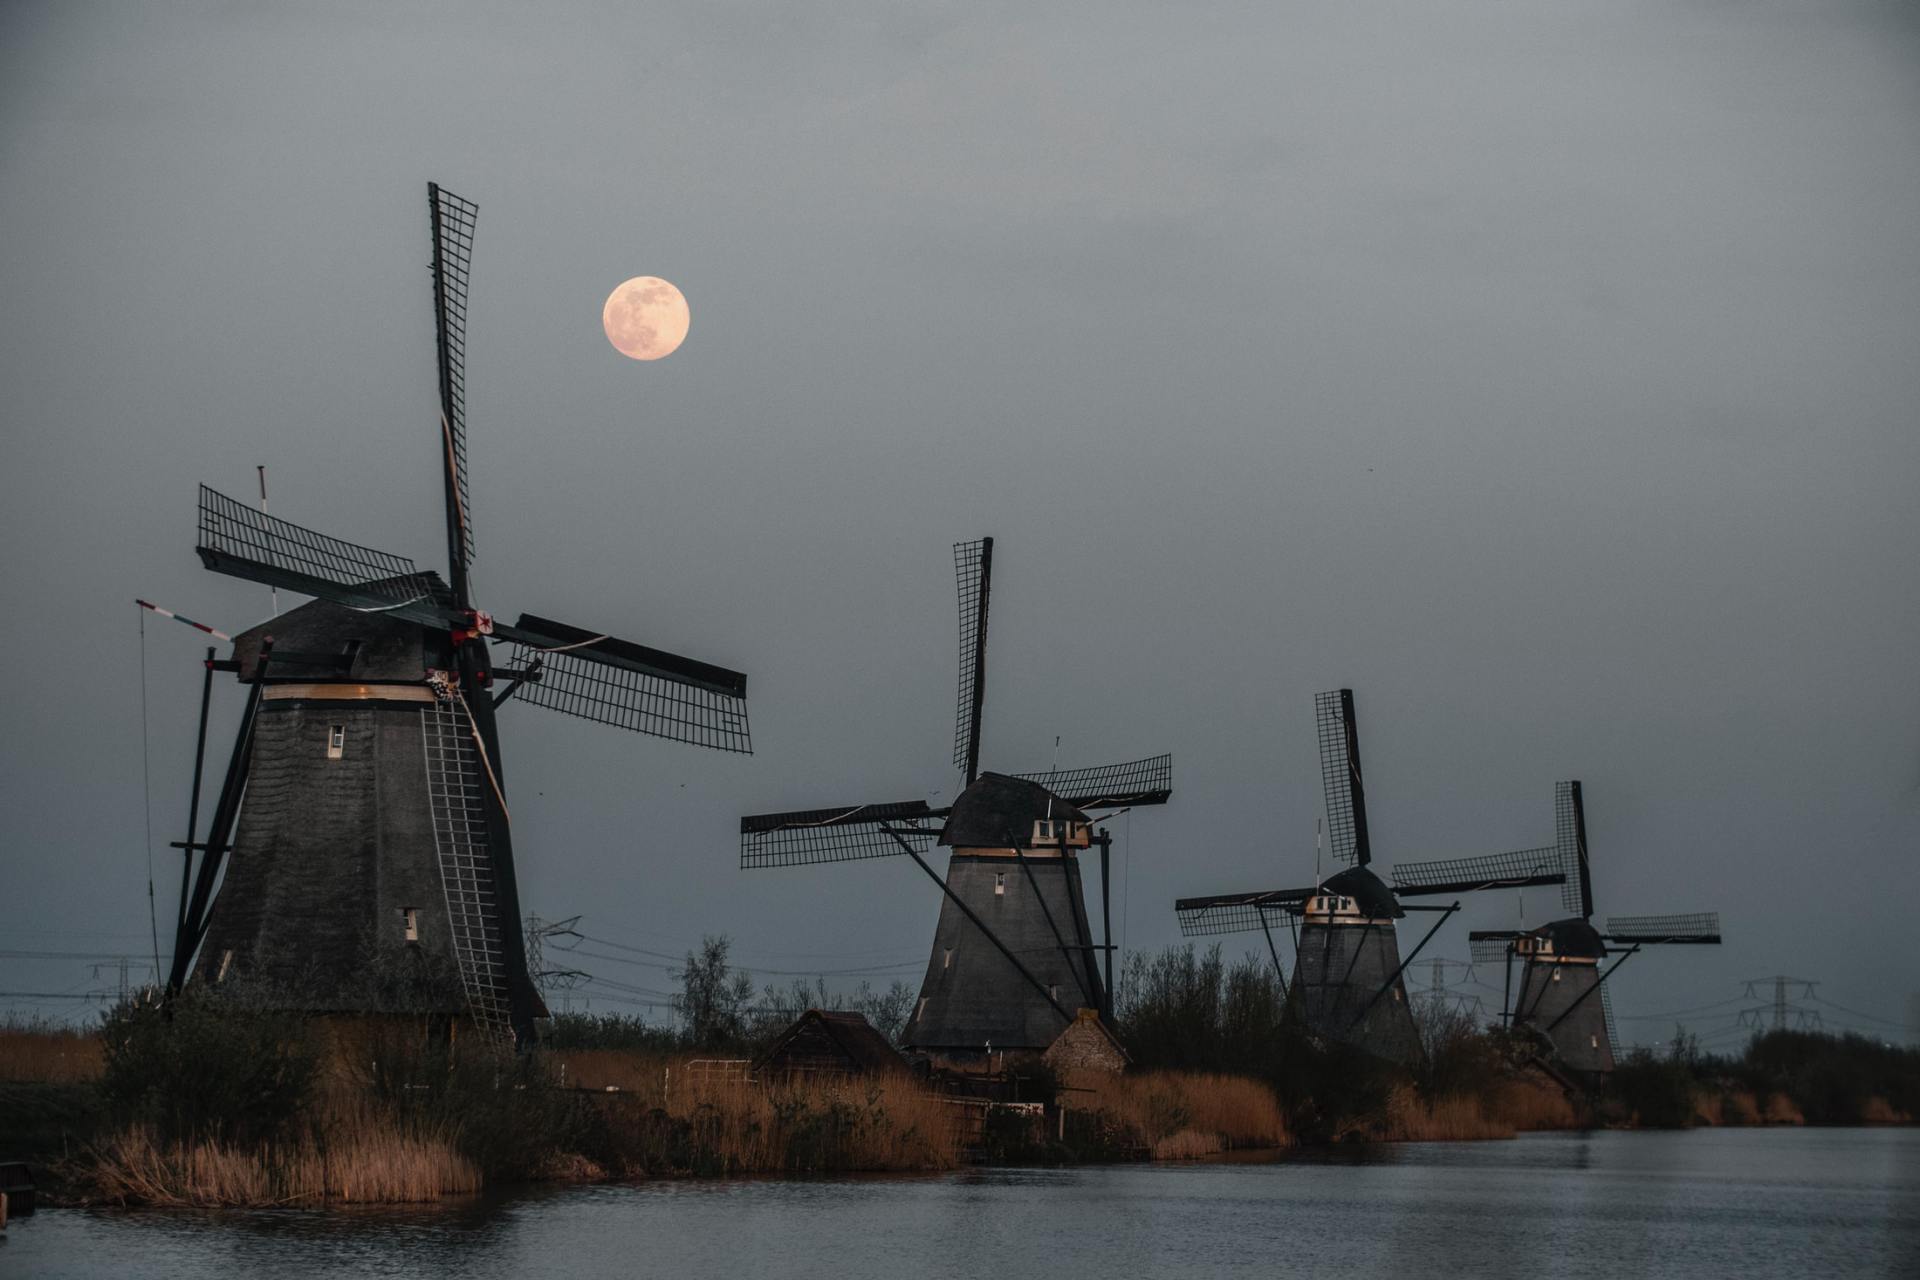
[1176,689,1567,1062]
[165,183,751,1049]
[1469,781,1721,1074]
[739,538,1171,1064]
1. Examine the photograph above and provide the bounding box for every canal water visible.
[6,1128,1916,1278]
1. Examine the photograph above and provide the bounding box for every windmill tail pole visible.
[136,599,232,643]
[1257,907,1290,1001]
[1098,829,1114,1019]
[175,646,217,934]
[1544,944,1641,1035]
[1011,845,1096,1014]
[1345,902,1458,1036]
[885,829,1076,1029]
[168,640,273,994]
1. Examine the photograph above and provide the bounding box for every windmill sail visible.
[1315,689,1371,866]
[1469,932,1522,965]
[197,485,444,620]
[500,614,750,752]
[740,800,945,868]
[1392,846,1566,897]
[1604,912,1721,943]
[952,537,992,782]
[1012,754,1173,810]
[428,182,478,576]
[1559,779,1591,916]
[1175,887,1313,937]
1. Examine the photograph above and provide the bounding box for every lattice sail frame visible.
[952,538,991,774]
[1604,912,1722,942]
[197,485,442,612]
[428,183,478,570]
[1392,846,1565,897]
[1555,779,1587,915]
[1315,689,1367,866]
[505,641,751,752]
[1014,754,1174,810]
[1175,889,1312,937]
[739,800,944,868]
[1469,934,1520,966]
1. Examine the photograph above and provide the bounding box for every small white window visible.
[943,948,953,970]
[1590,1034,1599,1049]
[916,998,929,1021]
[1049,984,1059,1002]
[994,873,1006,896]
[216,949,234,982]
[403,907,419,941]
[1392,987,1402,1002]
[326,724,346,759]
[1552,969,1562,982]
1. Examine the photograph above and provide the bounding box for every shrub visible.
[99,988,319,1146]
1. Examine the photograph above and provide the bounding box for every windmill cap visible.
[1319,865,1404,920]
[941,773,1091,849]
[1532,917,1606,958]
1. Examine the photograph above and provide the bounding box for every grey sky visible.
[3,1,1916,1043]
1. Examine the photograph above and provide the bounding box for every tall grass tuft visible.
[0,1019,104,1083]
[1073,1070,1290,1154]
[84,1121,480,1207]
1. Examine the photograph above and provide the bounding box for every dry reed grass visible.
[1072,1071,1290,1153]
[1150,1130,1224,1159]
[659,1072,965,1172]
[0,1026,104,1083]
[84,1123,479,1207]
[1497,1076,1583,1131]
[1761,1092,1805,1125]
[552,1048,672,1098]
[1859,1096,1909,1125]
[1381,1087,1511,1141]
[1379,1076,1582,1142]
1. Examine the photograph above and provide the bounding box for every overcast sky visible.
[4,1,1916,1045]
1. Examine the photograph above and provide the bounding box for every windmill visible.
[1469,781,1721,1074]
[164,183,751,1050]
[1175,689,1567,1062]
[738,538,1171,1065]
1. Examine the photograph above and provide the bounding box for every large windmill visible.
[1470,781,1721,1075]
[164,183,751,1049]
[1175,689,1568,1062]
[739,538,1171,1064]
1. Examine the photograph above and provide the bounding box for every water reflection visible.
[7,1129,1916,1280]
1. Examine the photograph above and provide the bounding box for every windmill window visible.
[216,950,234,982]
[1590,1034,1599,1049]
[1049,985,1059,1003]
[916,998,929,1021]
[326,724,346,759]
[1552,969,1562,982]
[943,948,953,970]
[994,873,1006,896]
[403,908,419,941]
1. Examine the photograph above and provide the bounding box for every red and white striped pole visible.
[135,599,231,643]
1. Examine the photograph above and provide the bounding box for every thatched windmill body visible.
[1471,781,1721,1074]
[165,184,752,1048]
[1176,689,1569,1062]
[740,539,1171,1065]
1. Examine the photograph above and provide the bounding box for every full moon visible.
[602,276,690,361]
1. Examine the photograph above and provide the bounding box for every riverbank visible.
[6,1016,1908,1210]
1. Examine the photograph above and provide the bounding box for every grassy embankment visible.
[4,942,1911,1206]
